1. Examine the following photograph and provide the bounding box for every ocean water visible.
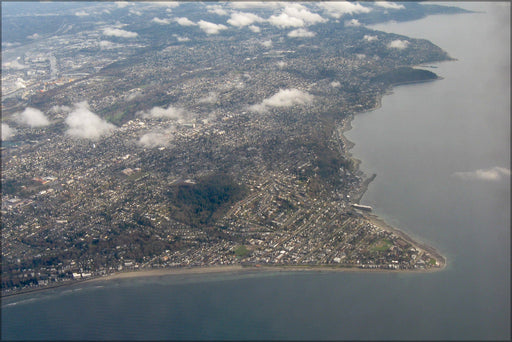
[2,3,510,340]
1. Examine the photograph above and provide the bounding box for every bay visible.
[2,3,510,340]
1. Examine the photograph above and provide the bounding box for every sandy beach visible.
[84,262,443,287]
[2,256,446,299]
[88,265,246,282]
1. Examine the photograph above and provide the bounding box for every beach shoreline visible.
[2,77,449,301]
[362,213,447,269]
[1,264,444,300]
[340,78,447,270]
[2,255,446,300]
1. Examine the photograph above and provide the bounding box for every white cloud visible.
[125,90,142,102]
[452,167,511,182]
[176,17,196,26]
[50,105,72,114]
[197,20,228,35]
[139,132,169,148]
[65,102,116,140]
[364,34,378,42]
[227,12,265,27]
[207,5,228,16]
[3,59,28,70]
[176,36,190,42]
[261,39,273,48]
[317,1,371,18]
[99,40,115,49]
[15,78,26,89]
[27,33,40,40]
[146,1,180,8]
[2,42,21,48]
[75,10,89,17]
[141,105,185,120]
[375,1,405,10]
[282,3,327,25]
[268,4,327,28]
[129,9,142,16]
[229,2,282,9]
[345,19,361,27]
[198,92,219,104]
[288,28,315,38]
[249,88,314,112]
[152,17,172,25]
[2,123,15,141]
[331,81,341,87]
[249,25,261,33]
[16,107,50,127]
[387,39,409,49]
[115,2,130,8]
[268,12,305,28]
[103,27,138,38]
[111,22,128,28]
[277,61,287,69]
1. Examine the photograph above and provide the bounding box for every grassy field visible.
[370,239,392,253]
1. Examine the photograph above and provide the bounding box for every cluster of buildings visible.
[2,11,448,296]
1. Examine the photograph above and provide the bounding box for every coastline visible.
[340,78,447,270]
[2,261,446,300]
[362,213,446,269]
[388,75,444,88]
[3,239,447,301]
[87,261,445,284]
[2,78,449,301]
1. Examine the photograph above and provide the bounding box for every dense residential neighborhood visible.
[1,2,458,295]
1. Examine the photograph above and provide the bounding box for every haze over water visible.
[2,3,510,340]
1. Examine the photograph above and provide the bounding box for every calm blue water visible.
[2,3,510,340]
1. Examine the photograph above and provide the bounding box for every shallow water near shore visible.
[2,269,453,340]
[2,3,510,340]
